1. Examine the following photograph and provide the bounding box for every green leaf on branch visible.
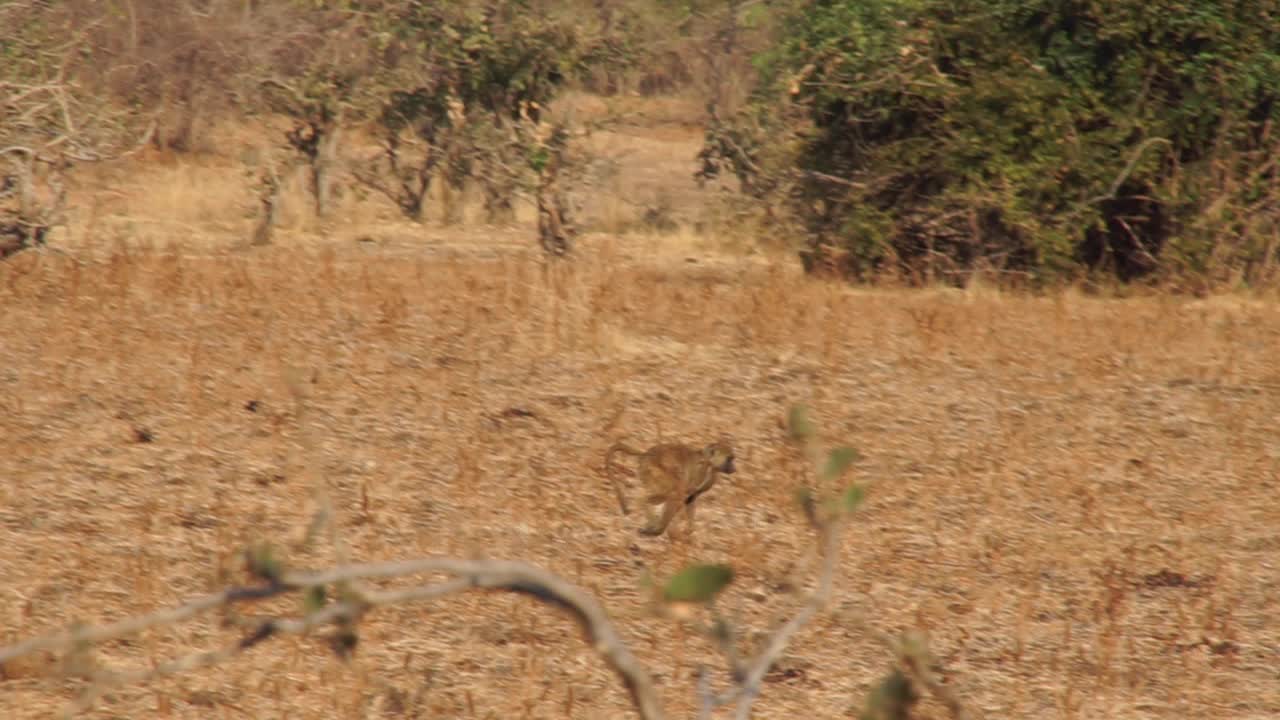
[328,626,360,662]
[787,403,816,441]
[303,585,327,614]
[792,486,815,508]
[664,564,735,604]
[822,446,860,481]
[529,147,550,173]
[793,486,818,526]
[841,484,867,514]
[858,667,918,720]
[244,542,284,584]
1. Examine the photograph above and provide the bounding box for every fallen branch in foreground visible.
[0,521,865,720]
[0,522,857,720]
[0,557,666,719]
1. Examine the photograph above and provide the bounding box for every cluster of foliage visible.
[1,0,786,254]
[0,2,158,256]
[0,1,619,248]
[580,0,779,104]
[349,0,589,223]
[335,0,779,227]
[701,0,1280,286]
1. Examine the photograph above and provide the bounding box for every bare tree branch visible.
[0,543,869,720]
[0,557,667,720]
[731,519,843,718]
[1087,137,1173,205]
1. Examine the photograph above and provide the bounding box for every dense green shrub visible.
[324,1,594,222]
[704,0,1280,285]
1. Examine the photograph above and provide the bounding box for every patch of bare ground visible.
[2,103,1279,719]
[2,237,1279,719]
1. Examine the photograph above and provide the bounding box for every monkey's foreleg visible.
[682,499,698,538]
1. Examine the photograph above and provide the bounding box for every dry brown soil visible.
[2,95,1279,719]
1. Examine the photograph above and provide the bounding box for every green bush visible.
[341,1,592,222]
[706,0,1280,285]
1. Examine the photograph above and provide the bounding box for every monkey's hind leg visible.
[608,474,631,516]
[639,499,683,537]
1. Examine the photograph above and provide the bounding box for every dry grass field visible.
[2,96,1279,719]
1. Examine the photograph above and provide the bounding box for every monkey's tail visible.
[604,441,643,516]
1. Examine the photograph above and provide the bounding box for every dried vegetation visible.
[1,120,1279,715]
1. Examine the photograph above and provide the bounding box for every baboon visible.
[605,440,737,537]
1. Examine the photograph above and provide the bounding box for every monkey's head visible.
[704,442,736,475]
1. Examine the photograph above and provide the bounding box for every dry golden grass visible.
[2,106,1279,719]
